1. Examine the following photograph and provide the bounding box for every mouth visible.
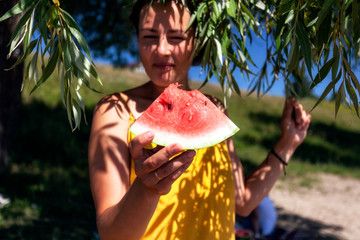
[153,63,175,71]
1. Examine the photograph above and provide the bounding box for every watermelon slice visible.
[129,84,239,149]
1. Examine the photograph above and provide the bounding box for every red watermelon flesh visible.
[129,83,239,149]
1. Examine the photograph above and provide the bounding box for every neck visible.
[146,80,191,99]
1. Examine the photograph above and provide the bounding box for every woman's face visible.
[137,1,196,88]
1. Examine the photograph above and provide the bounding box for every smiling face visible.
[137,1,196,89]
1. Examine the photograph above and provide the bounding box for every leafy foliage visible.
[264,0,360,117]
[181,0,360,117]
[0,0,102,130]
[1,0,360,130]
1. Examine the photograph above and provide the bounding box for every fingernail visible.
[171,144,182,154]
[145,131,154,139]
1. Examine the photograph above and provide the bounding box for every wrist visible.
[273,137,297,164]
[133,178,161,201]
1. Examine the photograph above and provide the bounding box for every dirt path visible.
[269,174,360,239]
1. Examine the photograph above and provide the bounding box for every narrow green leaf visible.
[227,52,253,75]
[26,48,39,84]
[285,9,294,24]
[219,61,227,87]
[198,71,211,90]
[6,39,37,70]
[345,77,360,117]
[31,48,60,93]
[22,7,35,51]
[7,23,27,59]
[332,44,340,81]
[285,36,299,75]
[279,0,295,15]
[227,0,236,18]
[310,73,340,112]
[240,3,255,22]
[212,1,220,20]
[307,16,318,28]
[72,98,82,130]
[0,0,37,21]
[61,9,92,61]
[296,22,313,79]
[7,7,33,46]
[225,60,240,95]
[186,12,197,32]
[66,89,74,130]
[343,56,360,94]
[60,8,81,31]
[214,37,223,66]
[67,26,92,61]
[311,57,335,89]
[315,0,335,32]
[335,81,344,117]
[233,34,255,66]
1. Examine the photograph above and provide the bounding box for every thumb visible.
[130,131,154,160]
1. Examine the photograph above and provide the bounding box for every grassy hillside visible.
[0,64,359,239]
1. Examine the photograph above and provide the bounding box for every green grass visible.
[1,65,359,239]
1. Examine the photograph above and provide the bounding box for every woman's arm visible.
[88,95,195,240]
[230,98,311,216]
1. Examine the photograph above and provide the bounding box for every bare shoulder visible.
[94,92,130,119]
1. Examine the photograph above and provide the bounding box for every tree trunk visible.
[0,0,23,173]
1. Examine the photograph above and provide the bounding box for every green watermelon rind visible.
[129,120,239,150]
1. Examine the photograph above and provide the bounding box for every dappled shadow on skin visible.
[0,100,97,239]
[239,156,260,176]
[275,206,343,240]
[244,111,360,168]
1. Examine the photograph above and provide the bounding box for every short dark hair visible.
[129,0,203,65]
[129,0,196,36]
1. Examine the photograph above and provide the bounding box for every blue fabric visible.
[235,196,277,236]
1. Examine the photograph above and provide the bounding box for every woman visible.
[88,1,311,239]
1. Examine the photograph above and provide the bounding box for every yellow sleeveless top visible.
[128,113,235,240]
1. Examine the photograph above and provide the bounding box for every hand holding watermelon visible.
[129,131,196,195]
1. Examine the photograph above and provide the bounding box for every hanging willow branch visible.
[0,0,102,130]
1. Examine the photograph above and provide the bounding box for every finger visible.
[129,131,154,160]
[155,153,194,195]
[293,103,304,124]
[155,150,196,180]
[135,143,183,177]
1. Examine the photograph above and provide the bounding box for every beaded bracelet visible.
[270,148,288,175]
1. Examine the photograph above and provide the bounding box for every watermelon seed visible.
[204,100,207,106]
[168,103,172,110]
[189,115,193,121]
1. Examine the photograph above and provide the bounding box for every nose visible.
[156,36,171,56]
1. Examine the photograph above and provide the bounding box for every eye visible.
[143,35,158,39]
[170,36,185,41]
